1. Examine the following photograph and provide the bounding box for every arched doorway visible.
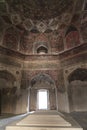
[29,73,57,111]
[0,70,16,114]
[68,68,87,112]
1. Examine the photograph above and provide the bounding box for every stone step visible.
[6,110,83,130]
[6,126,83,130]
[17,110,71,126]
[16,115,71,126]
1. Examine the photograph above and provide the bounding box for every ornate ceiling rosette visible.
[0,0,81,33]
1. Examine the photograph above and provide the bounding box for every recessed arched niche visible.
[33,42,50,54]
[65,25,80,49]
[3,27,19,51]
[37,45,48,54]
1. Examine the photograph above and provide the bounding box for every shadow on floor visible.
[63,112,87,130]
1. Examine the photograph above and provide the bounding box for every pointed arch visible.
[65,25,80,49]
[0,70,16,82]
[30,73,55,88]
[68,68,87,83]
[3,26,19,50]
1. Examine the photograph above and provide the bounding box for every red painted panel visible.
[66,31,80,49]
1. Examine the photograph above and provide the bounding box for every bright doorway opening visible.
[37,89,48,110]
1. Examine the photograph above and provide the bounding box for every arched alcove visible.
[37,46,48,54]
[33,41,51,54]
[0,70,16,114]
[3,26,19,51]
[0,70,16,83]
[68,68,87,112]
[65,25,80,49]
[29,73,57,111]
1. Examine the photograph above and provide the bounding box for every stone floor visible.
[0,112,87,130]
[70,112,87,130]
[63,112,87,130]
[0,113,27,130]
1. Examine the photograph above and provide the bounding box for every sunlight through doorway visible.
[37,89,48,110]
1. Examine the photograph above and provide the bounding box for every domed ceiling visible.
[0,0,85,54]
[6,0,73,20]
[0,0,77,32]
